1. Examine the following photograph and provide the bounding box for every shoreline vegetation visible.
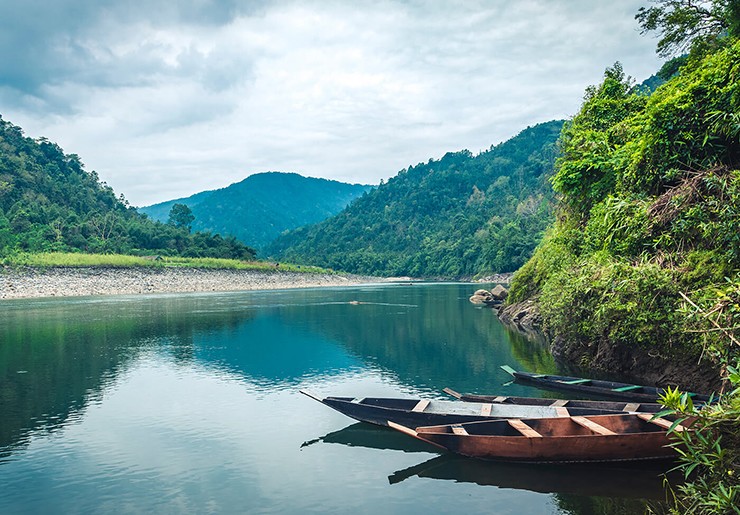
[0,252,387,299]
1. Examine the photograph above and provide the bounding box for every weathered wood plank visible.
[508,419,542,438]
[412,399,430,413]
[571,416,616,436]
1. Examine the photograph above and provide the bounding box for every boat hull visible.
[391,413,684,464]
[302,392,625,428]
[421,431,675,463]
[500,366,712,403]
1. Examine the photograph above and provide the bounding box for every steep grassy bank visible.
[508,40,740,389]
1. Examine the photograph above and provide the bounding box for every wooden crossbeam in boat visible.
[555,407,570,417]
[493,396,507,403]
[571,416,616,436]
[562,378,591,385]
[550,399,569,407]
[624,403,640,412]
[351,398,364,404]
[442,388,461,399]
[480,403,492,416]
[613,384,642,392]
[451,425,469,435]
[637,413,685,432]
[508,419,542,438]
[412,399,430,413]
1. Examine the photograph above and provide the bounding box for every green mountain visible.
[267,120,564,278]
[0,115,254,259]
[139,172,372,251]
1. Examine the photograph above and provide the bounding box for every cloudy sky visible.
[0,0,663,206]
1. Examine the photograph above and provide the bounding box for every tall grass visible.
[2,252,331,274]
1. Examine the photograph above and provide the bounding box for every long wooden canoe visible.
[389,413,687,463]
[500,365,713,403]
[300,390,626,428]
[442,388,665,414]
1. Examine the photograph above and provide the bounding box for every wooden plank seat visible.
[562,378,591,385]
[613,385,643,392]
[637,413,686,432]
[571,416,616,436]
[508,419,543,438]
[412,399,430,412]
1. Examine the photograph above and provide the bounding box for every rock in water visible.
[469,285,508,307]
[490,284,508,301]
[469,289,495,306]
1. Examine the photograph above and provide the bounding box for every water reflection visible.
[0,285,675,513]
[193,314,362,386]
[388,454,674,500]
[302,422,439,453]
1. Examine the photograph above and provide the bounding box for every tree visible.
[636,0,740,57]
[551,63,647,215]
[167,203,195,232]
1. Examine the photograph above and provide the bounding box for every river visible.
[0,283,670,514]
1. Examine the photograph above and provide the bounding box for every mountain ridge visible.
[267,120,564,278]
[139,172,373,251]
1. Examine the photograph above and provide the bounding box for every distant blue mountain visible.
[139,172,373,251]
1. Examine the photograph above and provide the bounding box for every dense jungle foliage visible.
[0,115,255,260]
[268,120,563,278]
[508,1,740,510]
[139,172,371,251]
[509,29,740,372]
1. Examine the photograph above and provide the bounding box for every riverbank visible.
[0,266,386,299]
[498,299,721,393]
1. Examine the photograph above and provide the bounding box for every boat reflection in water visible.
[307,422,678,501]
[389,454,677,500]
[301,422,439,453]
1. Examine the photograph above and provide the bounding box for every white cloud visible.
[0,0,662,205]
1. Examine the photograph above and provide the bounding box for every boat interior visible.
[416,414,679,438]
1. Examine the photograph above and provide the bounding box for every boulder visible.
[490,284,508,301]
[469,289,501,307]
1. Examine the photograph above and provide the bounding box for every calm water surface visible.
[0,283,670,514]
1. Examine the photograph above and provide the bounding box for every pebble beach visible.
[0,266,383,299]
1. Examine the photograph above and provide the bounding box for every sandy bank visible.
[0,266,385,299]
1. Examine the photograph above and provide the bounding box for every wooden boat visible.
[500,365,713,403]
[442,387,665,414]
[389,413,688,463]
[300,390,626,428]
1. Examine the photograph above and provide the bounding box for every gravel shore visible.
[0,266,384,299]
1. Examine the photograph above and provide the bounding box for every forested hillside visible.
[0,116,255,259]
[268,120,563,278]
[139,173,371,251]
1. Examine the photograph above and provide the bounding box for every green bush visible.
[538,255,682,351]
